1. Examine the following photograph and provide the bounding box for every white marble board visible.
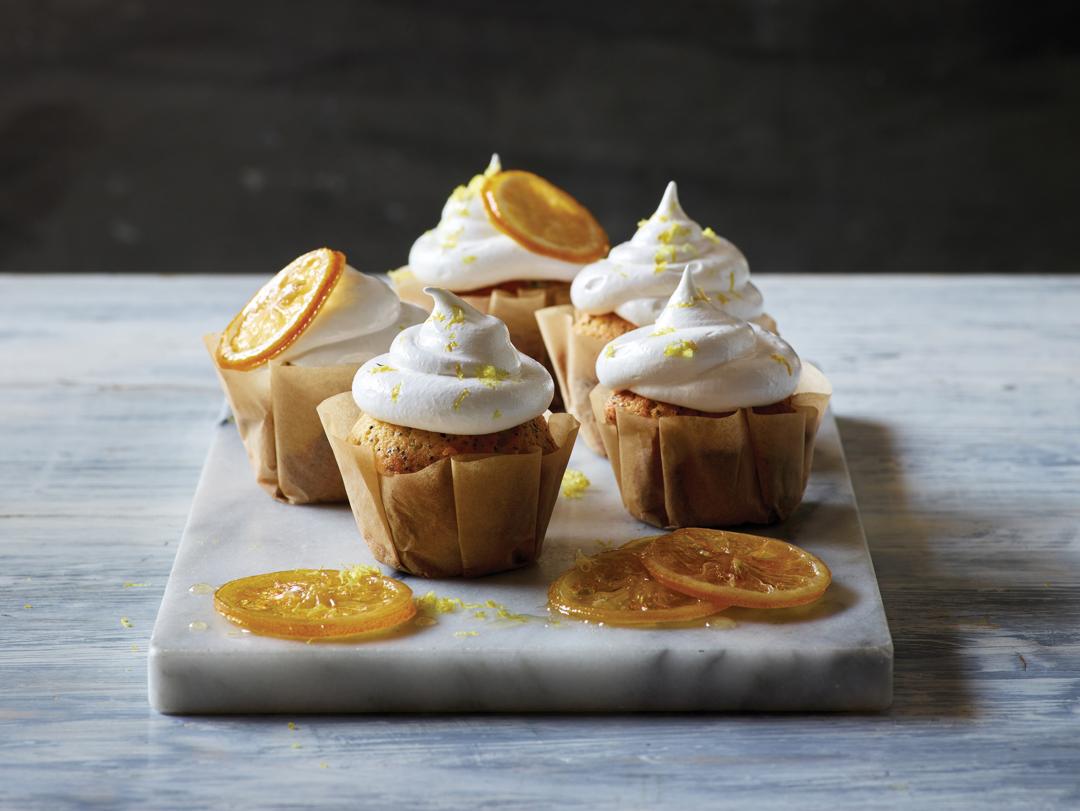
[149,407,892,714]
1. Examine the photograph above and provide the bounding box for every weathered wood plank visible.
[1,274,1078,809]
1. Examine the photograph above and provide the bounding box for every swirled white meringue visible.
[595,265,799,411]
[406,154,586,290]
[353,287,554,434]
[280,266,426,366]
[570,181,764,325]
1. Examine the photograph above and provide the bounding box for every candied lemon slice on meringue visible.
[642,529,831,609]
[216,247,346,370]
[213,567,416,640]
[548,538,724,626]
[481,170,608,264]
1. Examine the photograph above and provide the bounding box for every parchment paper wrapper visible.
[204,334,359,504]
[318,392,580,578]
[589,363,832,528]
[393,271,570,393]
[536,306,781,457]
[534,305,608,455]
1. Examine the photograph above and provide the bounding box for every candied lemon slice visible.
[481,170,608,264]
[214,567,416,640]
[642,529,831,609]
[548,538,725,626]
[216,247,346,370]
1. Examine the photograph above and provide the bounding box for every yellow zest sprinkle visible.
[714,292,730,305]
[664,339,698,358]
[449,184,471,203]
[448,306,466,326]
[658,223,692,244]
[291,743,302,750]
[729,271,736,292]
[123,582,149,588]
[440,227,464,250]
[462,255,477,264]
[24,603,32,609]
[673,288,710,309]
[637,218,649,228]
[653,262,667,275]
[446,341,459,352]
[495,607,529,624]
[655,245,677,263]
[319,763,329,769]
[492,409,502,420]
[387,267,415,284]
[477,364,510,388]
[131,643,138,651]
[473,610,488,619]
[456,206,470,217]
[453,389,470,410]
[702,226,721,243]
[287,722,297,731]
[120,617,133,628]
[340,564,381,586]
[455,362,464,380]
[604,344,616,358]
[560,469,591,499]
[657,214,670,222]
[369,364,396,374]
[454,631,479,638]
[485,599,498,608]
[770,353,794,375]
[390,383,402,402]
[431,310,446,323]
[650,326,676,336]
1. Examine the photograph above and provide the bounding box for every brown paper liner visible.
[204,334,359,504]
[393,271,570,402]
[534,305,609,455]
[536,306,780,457]
[589,363,832,528]
[318,392,579,578]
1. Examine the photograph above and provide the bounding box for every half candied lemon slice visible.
[481,170,608,264]
[548,538,725,626]
[216,247,346,370]
[214,567,416,640]
[642,529,831,609]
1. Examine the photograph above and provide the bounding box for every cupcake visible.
[208,248,425,504]
[389,154,607,379]
[589,266,830,529]
[536,181,775,455]
[318,288,579,578]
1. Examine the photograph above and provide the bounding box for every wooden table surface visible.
[3,274,1078,809]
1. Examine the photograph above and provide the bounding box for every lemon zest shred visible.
[476,364,510,388]
[455,362,464,380]
[664,339,698,358]
[390,383,402,402]
[448,306,466,326]
[369,364,396,374]
[462,255,477,264]
[650,326,676,336]
[454,631,480,638]
[560,469,590,499]
[702,226,721,243]
[387,267,414,284]
[492,408,502,420]
[120,617,133,628]
[453,389,470,411]
[658,223,692,244]
[604,344,616,358]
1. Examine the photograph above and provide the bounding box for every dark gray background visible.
[2,0,1078,274]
